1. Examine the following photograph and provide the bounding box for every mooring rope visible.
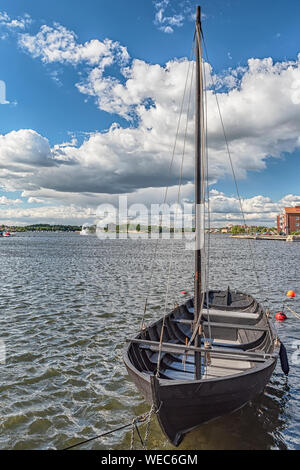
[130,420,145,450]
[62,422,133,450]
[130,404,155,450]
[285,304,300,320]
[61,408,153,451]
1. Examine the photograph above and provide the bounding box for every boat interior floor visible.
[144,338,252,381]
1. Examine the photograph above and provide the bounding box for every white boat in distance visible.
[80,223,96,236]
[80,224,90,236]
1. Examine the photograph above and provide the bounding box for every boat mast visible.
[194,5,204,380]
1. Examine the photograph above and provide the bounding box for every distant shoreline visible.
[1,224,81,233]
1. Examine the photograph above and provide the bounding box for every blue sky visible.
[0,0,300,226]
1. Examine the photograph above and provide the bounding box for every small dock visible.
[231,234,300,242]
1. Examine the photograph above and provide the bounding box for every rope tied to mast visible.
[155,39,196,378]
[189,15,207,351]
[201,30,269,305]
[139,40,196,333]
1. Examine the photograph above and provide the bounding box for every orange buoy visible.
[275,312,287,321]
[287,290,295,298]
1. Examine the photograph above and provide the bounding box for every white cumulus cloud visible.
[2,189,300,227]
[0,11,31,31]
[1,53,300,201]
[1,17,300,226]
[27,197,46,204]
[0,129,54,172]
[0,196,22,205]
[19,22,129,67]
[153,0,188,33]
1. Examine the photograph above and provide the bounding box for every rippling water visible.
[0,232,299,450]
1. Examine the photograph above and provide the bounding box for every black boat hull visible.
[123,291,279,446]
[124,351,277,446]
[151,359,276,446]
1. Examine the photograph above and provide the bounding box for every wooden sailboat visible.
[123,5,286,447]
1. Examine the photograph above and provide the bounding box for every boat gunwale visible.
[123,292,279,387]
[123,344,278,387]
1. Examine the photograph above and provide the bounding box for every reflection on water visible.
[180,373,291,450]
[0,233,299,449]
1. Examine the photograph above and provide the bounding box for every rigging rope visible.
[140,39,196,331]
[143,22,274,379]
[188,21,207,347]
[189,24,274,351]
[203,52,212,341]
[200,31,272,321]
[156,47,195,377]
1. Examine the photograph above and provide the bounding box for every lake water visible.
[0,232,299,450]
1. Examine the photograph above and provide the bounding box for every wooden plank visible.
[127,338,275,361]
[142,344,266,363]
[187,306,260,320]
[172,319,268,332]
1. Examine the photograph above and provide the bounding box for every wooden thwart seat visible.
[187,306,260,324]
[172,318,268,332]
[128,338,275,363]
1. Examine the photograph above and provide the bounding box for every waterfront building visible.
[277,206,300,234]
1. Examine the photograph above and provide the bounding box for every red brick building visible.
[277,206,300,234]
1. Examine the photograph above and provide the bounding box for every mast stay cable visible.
[201,31,271,313]
[156,46,196,377]
[139,40,196,331]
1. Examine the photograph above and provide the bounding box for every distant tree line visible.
[2,224,82,232]
[106,224,194,233]
[230,225,277,234]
